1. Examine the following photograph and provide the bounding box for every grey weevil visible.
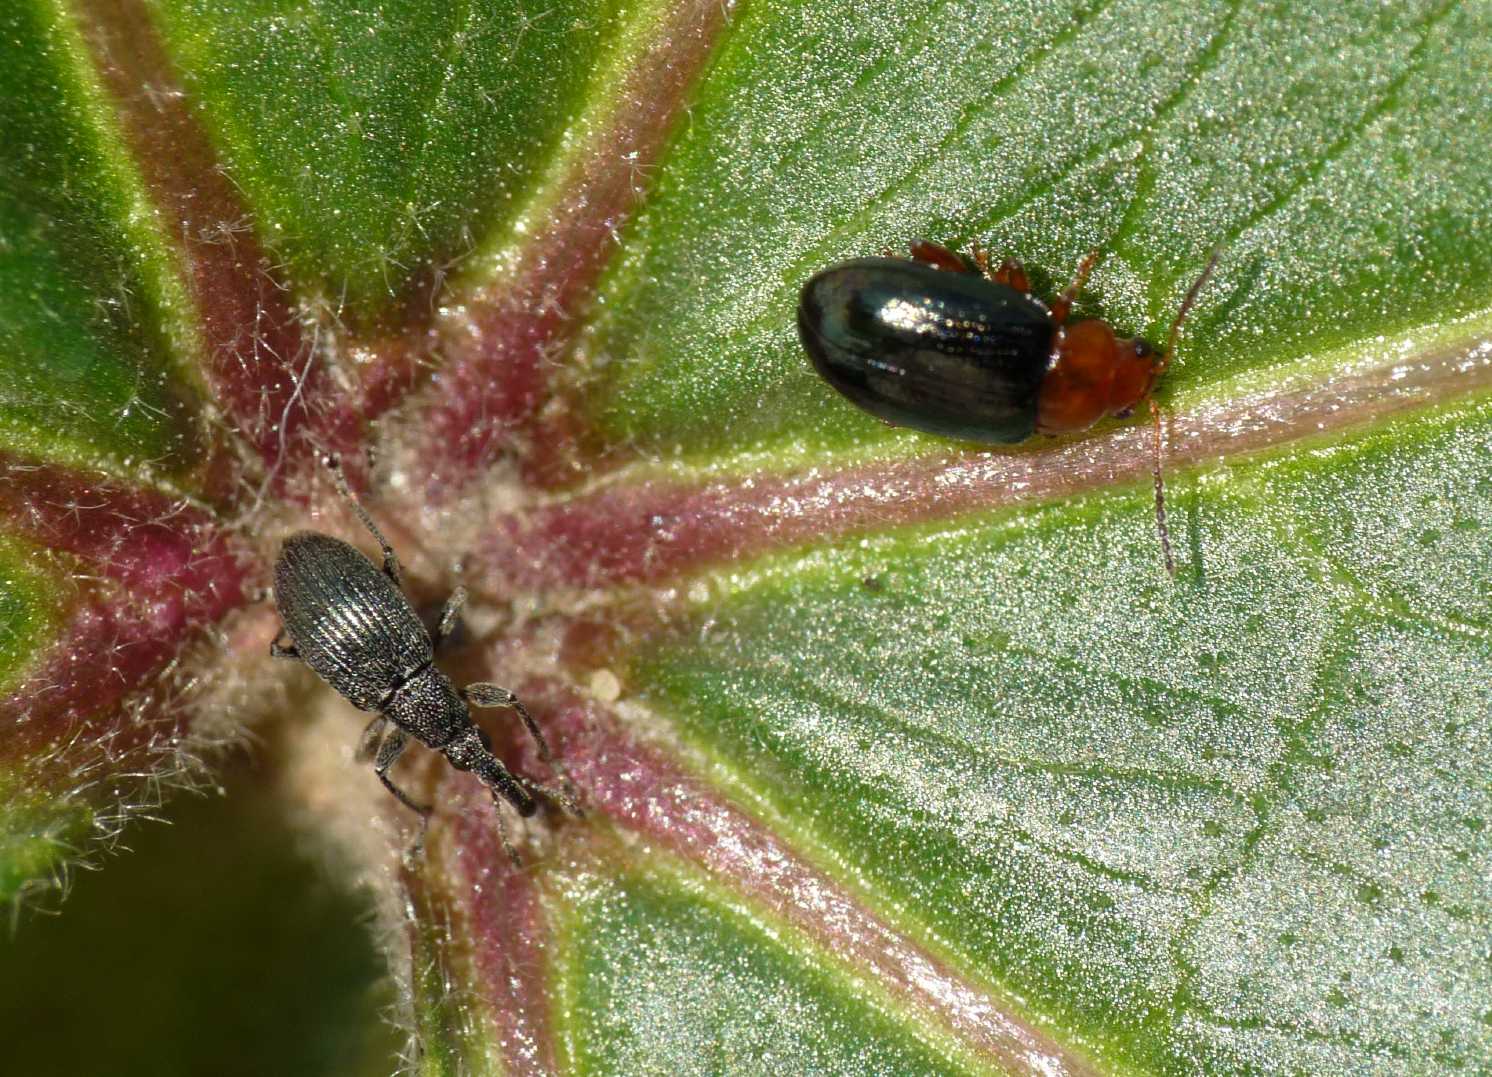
[270,457,578,862]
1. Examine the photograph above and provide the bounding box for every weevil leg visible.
[1049,250,1100,325]
[488,796,524,867]
[511,771,584,825]
[374,729,432,820]
[433,586,467,650]
[463,683,583,815]
[269,632,299,660]
[355,715,389,763]
[325,455,404,587]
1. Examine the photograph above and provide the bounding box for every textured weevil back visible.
[273,532,432,711]
[384,663,472,751]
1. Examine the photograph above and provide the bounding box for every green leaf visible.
[0,1,202,474]
[0,539,59,691]
[553,867,979,1073]
[149,0,632,320]
[634,396,1492,1072]
[0,772,399,1076]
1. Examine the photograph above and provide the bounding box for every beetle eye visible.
[1133,338,1154,359]
[478,729,492,752]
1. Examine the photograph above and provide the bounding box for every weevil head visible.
[443,726,540,818]
[442,727,493,773]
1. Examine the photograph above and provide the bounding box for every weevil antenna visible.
[1149,399,1175,576]
[1158,250,1220,375]
[324,454,403,586]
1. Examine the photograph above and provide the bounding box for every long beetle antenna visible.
[1150,400,1174,575]
[1151,251,1220,575]
[1157,251,1220,376]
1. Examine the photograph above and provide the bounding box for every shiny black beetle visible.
[270,458,576,861]
[798,240,1218,572]
[798,240,1216,443]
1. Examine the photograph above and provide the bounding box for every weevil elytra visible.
[269,458,577,862]
[798,242,1217,571]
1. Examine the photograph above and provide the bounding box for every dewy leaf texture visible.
[149,0,634,322]
[553,867,979,1074]
[0,1,202,475]
[633,396,1492,1072]
[0,0,1489,1073]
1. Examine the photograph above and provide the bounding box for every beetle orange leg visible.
[988,257,1031,293]
[906,239,979,274]
[1159,250,1220,375]
[1049,251,1099,325]
[968,240,990,276]
[960,241,1033,292]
